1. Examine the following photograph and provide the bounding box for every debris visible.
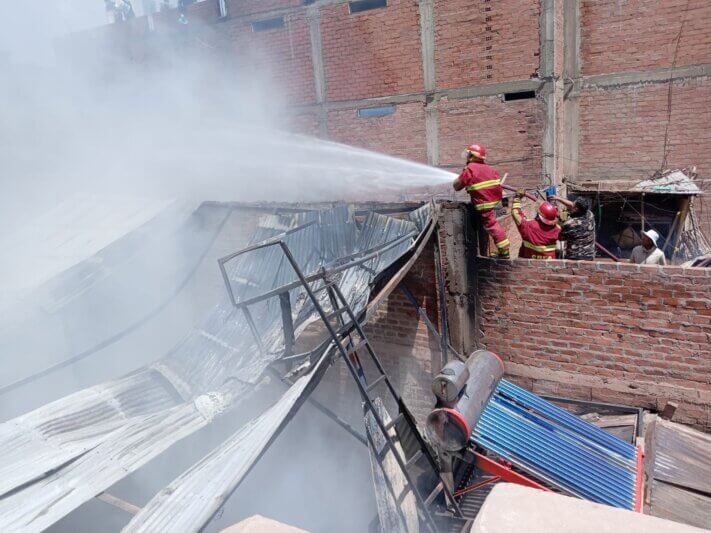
[661,402,678,421]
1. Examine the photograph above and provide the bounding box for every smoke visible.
[0,6,451,225]
[0,6,444,531]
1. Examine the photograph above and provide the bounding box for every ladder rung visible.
[346,339,367,355]
[384,413,404,432]
[313,280,336,293]
[366,374,386,393]
[425,481,443,505]
[406,450,422,469]
[335,322,355,336]
[324,306,348,321]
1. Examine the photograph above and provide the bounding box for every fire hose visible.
[500,184,620,262]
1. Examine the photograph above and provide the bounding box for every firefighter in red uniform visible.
[512,190,560,259]
[452,143,510,257]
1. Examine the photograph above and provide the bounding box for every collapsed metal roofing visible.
[0,202,434,532]
[568,168,701,195]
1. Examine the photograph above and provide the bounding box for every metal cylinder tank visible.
[432,360,470,405]
[425,350,504,452]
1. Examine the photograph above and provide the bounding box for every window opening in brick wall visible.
[252,16,285,32]
[503,90,536,101]
[357,105,395,118]
[349,0,387,14]
[576,191,690,261]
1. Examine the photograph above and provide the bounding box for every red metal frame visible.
[475,452,550,491]
[443,407,472,441]
[454,475,501,498]
[634,444,645,512]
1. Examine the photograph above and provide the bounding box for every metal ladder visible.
[292,266,463,532]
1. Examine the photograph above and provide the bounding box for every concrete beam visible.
[442,79,542,101]
[580,62,711,91]
[289,78,544,116]
[222,0,346,24]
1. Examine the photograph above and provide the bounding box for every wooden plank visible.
[96,492,141,515]
[650,480,711,530]
[643,414,658,512]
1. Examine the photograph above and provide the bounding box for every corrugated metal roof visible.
[473,380,639,510]
[0,202,432,531]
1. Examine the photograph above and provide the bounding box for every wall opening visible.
[503,90,536,101]
[349,0,387,15]
[251,17,285,32]
[357,105,396,118]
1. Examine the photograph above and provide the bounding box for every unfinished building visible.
[1,0,709,531]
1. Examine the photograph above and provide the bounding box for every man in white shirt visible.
[630,229,667,265]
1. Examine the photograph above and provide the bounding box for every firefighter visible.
[452,143,510,257]
[512,189,560,259]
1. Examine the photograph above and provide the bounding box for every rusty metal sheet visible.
[654,419,711,496]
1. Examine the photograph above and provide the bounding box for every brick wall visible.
[228,13,316,105]
[360,237,444,423]
[579,77,711,180]
[438,95,544,188]
[327,102,428,163]
[434,0,541,89]
[321,0,424,101]
[581,0,711,75]
[474,257,711,429]
[287,112,322,137]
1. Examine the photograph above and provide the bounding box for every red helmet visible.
[538,202,558,225]
[465,143,486,161]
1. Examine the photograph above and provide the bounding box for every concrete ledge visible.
[472,484,705,532]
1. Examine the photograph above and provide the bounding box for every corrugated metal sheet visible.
[122,346,333,533]
[0,203,231,394]
[473,380,639,510]
[0,202,432,531]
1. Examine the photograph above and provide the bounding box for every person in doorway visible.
[630,229,666,265]
[552,195,596,260]
[512,190,560,259]
[451,143,510,257]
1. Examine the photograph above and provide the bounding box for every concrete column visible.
[560,0,581,185]
[307,5,329,138]
[539,0,557,185]
[419,0,439,166]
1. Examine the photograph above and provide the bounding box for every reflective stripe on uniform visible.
[523,241,556,253]
[495,238,510,249]
[475,200,501,211]
[465,179,501,192]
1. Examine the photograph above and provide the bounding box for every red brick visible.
[321,0,423,101]
[435,0,541,89]
[438,96,544,188]
[327,102,427,163]
[581,0,711,75]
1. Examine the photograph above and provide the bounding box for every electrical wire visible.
[660,0,691,171]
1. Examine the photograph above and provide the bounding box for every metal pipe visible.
[500,184,620,262]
